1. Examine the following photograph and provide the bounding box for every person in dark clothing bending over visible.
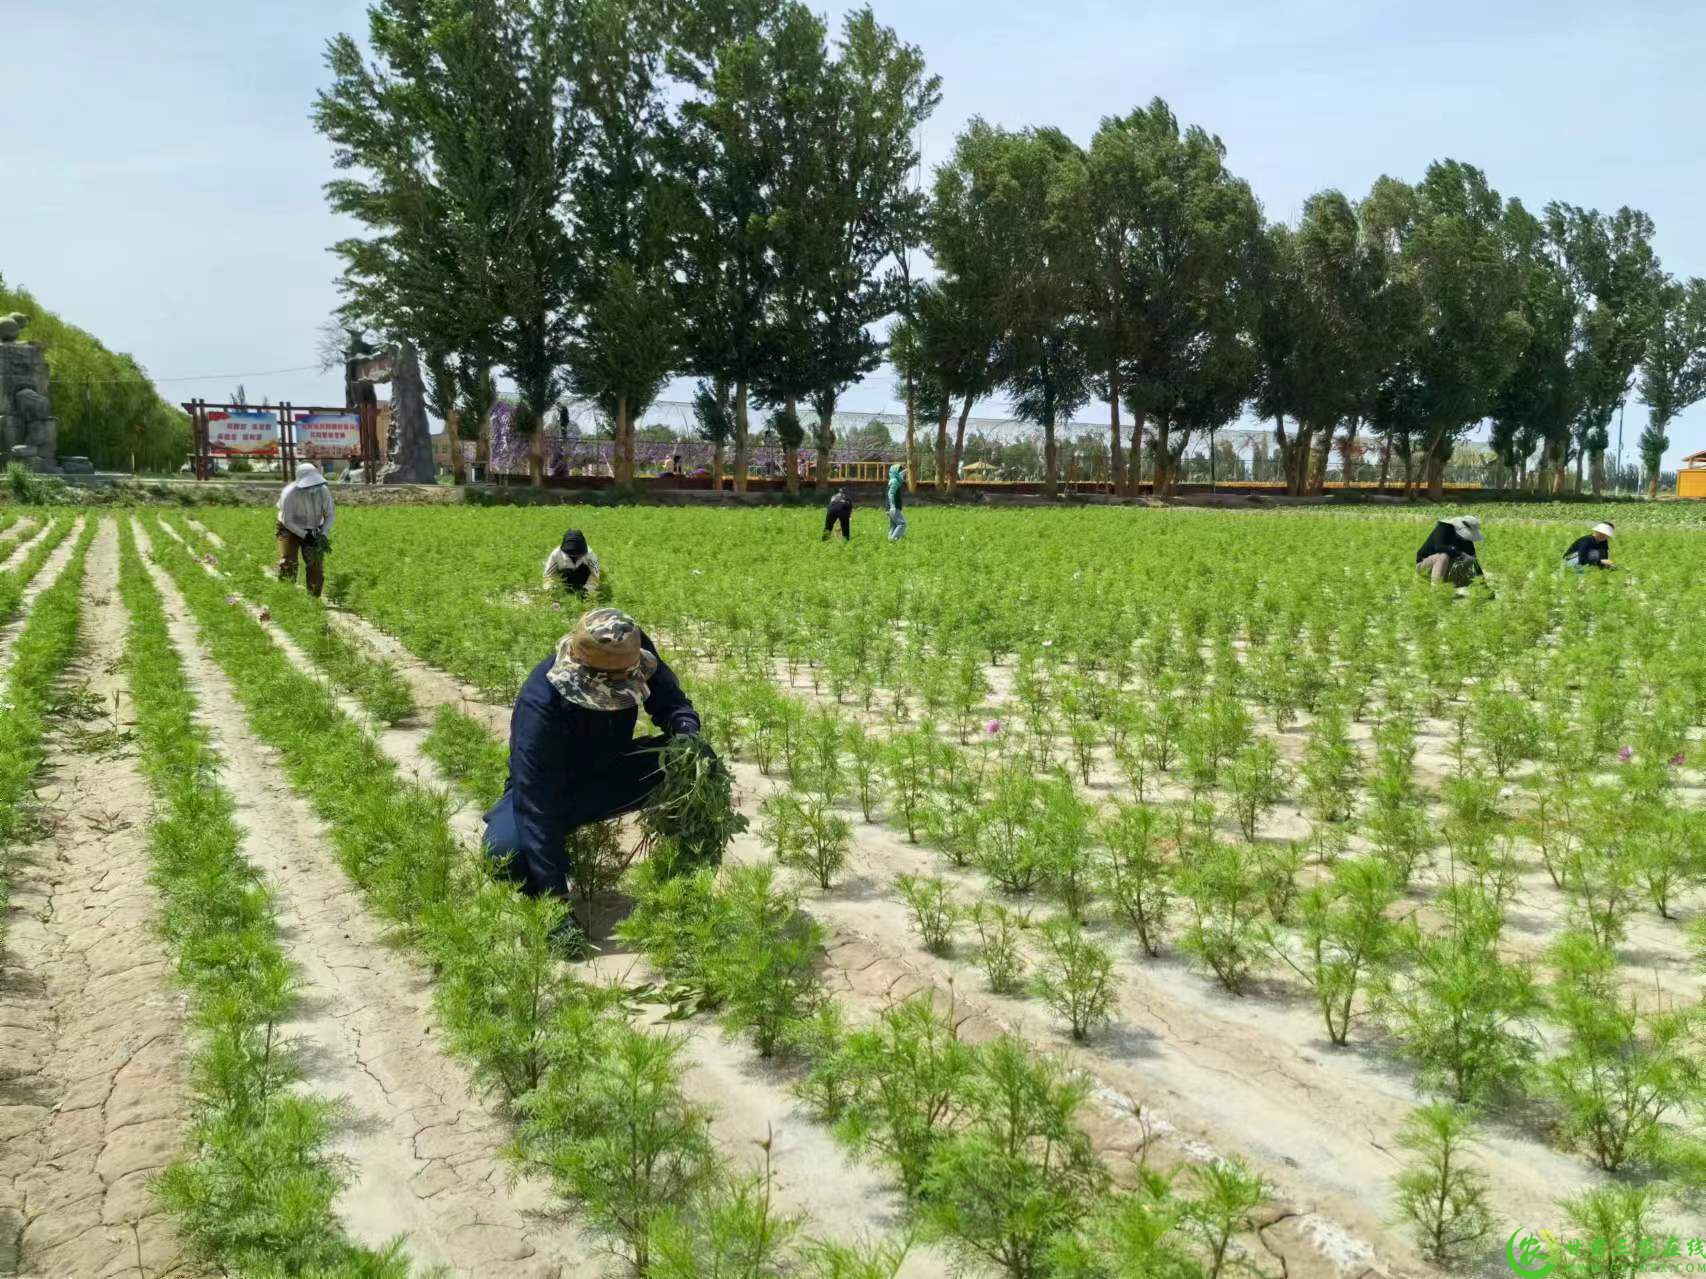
[483,608,701,899]
[542,527,601,594]
[1563,522,1616,571]
[823,487,853,540]
[1416,515,1487,586]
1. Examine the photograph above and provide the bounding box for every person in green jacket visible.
[886,463,908,541]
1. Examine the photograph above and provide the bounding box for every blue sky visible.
[5,0,1704,466]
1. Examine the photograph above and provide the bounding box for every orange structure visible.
[1680,451,1706,500]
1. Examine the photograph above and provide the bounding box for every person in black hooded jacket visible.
[1416,515,1487,586]
[542,528,601,594]
[823,487,853,540]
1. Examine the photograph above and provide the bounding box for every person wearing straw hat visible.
[1563,521,1616,571]
[482,608,702,900]
[276,462,335,598]
[1415,514,1487,587]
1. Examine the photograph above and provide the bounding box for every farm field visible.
[3,500,1705,1279]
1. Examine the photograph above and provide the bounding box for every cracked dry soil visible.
[132,519,584,1278]
[0,520,189,1278]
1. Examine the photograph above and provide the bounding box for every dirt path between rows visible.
[0,518,40,562]
[0,519,190,1278]
[0,522,82,679]
[132,519,585,1278]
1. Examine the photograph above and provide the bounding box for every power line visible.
[51,362,325,387]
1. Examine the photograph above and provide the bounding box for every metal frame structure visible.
[182,399,382,483]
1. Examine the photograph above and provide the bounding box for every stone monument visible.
[379,339,435,484]
[343,332,435,484]
[0,312,60,471]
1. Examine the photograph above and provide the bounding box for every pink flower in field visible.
[1670,752,1687,768]
[224,594,238,606]
[1617,745,1634,764]
[985,719,1002,736]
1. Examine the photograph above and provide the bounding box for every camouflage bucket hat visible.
[548,608,658,712]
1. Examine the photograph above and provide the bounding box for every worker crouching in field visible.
[886,464,908,540]
[1564,521,1616,571]
[1415,514,1486,587]
[483,608,702,901]
[276,462,335,598]
[542,527,601,594]
[823,486,853,540]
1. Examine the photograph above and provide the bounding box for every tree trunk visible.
[1590,449,1605,496]
[1574,445,1585,494]
[447,408,463,485]
[614,395,632,486]
[1276,414,1307,497]
[813,392,837,493]
[529,419,544,487]
[1426,449,1446,501]
[1127,408,1145,498]
[1400,451,1415,498]
[1377,437,1392,490]
[1043,419,1059,500]
[933,401,950,492]
[733,380,750,494]
[1153,417,1171,498]
[711,441,725,492]
[1108,364,1124,496]
[783,394,800,496]
[904,376,917,494]
[1307,428,1334,495]
[1648,471,1661,498]
[949,394,974,494]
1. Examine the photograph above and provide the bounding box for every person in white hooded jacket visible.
[276,462,336,597]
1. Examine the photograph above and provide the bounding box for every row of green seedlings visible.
[0,515,72,626]
[144,526,891,1279]
[417,704,1300,1279]
[115,522,413,1275]
[313,538,1699,1275]
[417,699,1668,1279]
[0,521,89,977]
[714,570,1694,807]
[166,515,416,724]
[718,654,1703,970]
[708,673,1706,1191]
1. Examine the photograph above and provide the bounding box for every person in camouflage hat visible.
[483,607,702,898]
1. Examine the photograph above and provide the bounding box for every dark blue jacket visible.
[484,633,699,894]
[1563,534,1612,568]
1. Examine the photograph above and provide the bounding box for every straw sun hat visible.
[547,608,657,711]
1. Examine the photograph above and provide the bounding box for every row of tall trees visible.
[314,0,937,493]
[919,110,1706,500]
[1,275,190,472]
[315,2,1706,498]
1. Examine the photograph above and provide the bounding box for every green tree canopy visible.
[0,278,190,472]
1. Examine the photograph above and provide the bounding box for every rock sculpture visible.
[0,312,60,471]
[380,340,434,484]
[342,333,434,484]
